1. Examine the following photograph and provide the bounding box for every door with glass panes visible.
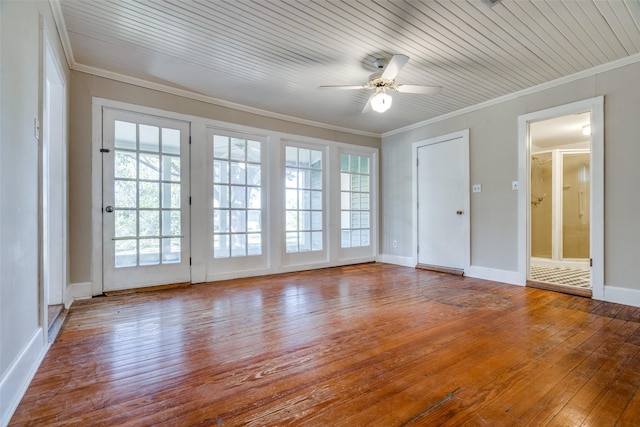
[102,108,190,291]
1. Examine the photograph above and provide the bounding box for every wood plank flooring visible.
[10,263,640,426]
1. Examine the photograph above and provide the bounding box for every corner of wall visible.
[65,282,93,308]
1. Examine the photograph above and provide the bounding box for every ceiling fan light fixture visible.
[370,89,392,113]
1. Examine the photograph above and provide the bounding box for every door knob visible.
[456,210,463,215]
[105,206,114,213]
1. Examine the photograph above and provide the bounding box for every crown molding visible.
[383,52,640,138]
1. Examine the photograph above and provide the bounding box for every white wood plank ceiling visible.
[53,0,640,135]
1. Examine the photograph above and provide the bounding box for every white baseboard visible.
[465,266,522,286]
[379,254,415,267]
[0,328,48,427]
[602,285,640,308]
[65,282,93,308]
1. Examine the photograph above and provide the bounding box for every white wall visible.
[0,1,69,425]
[381,58,640,303]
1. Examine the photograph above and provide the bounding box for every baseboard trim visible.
[0,328,48,427]
[602,285,640,308]
[465,266,522,286]
[379,254,414,267]
[65,282,93,308]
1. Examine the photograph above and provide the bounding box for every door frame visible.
[412,129,470,272]
[517,96,604,299]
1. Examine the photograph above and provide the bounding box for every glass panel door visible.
[103,108,190,291]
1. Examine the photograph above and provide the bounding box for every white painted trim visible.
[384,53,640,138]
[517,97,604,298]
[603,286,640,308]
[64,282,93,308]
[91,103,103,296]
[412,129,471,275]
[379,254,415,267]
[0,329,48,427]
[465,266,522,286]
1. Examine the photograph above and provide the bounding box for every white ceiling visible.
[52,0,640,135]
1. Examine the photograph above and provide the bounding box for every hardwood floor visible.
[10,263,640,426]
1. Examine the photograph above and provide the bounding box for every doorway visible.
[414,130,470,274]
[43,40,67,337]
[518,97,604,299]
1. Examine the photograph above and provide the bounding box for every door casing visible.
[517,97,604,299]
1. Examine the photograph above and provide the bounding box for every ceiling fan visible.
[320,54,442,113]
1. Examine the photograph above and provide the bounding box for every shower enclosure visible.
[530,149,590,273]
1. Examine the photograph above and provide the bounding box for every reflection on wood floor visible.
[10,263,640,426]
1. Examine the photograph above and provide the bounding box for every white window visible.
[212,135,262,258]
[340,153,371,248]
[285,145,323,253]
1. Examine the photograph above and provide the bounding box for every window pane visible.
[214,185,229,208]
[214,209,229,233]
[213,135,229,159]
[231,210,246,233]
[139,238,160,265]
[115,180,137,208]
[360,157,370,174]
[115,151,137,179]
[311,191,322,210]
[360,175,370,192]
[341,211,350,228]
[248,187,261,209]
[139,210,159,236]
[231,186,246,208]
[299,232,311,252]
[247,233,261,256]
[247,140,261,162]
[231,234,246,257]
[285,169,298,188]
[341,173,350,191]
[139,154,159,180]
[311,150,322,169]
[139,182,159,208]
[299,211,311,231]
[161,128,180,155]
[247,210,261,232]
[214,160,229,184]
[351,192,361,210]
[311,211,322,230]
[311,170,322,190]
[286,189,298,209]
[162,238,181,263]
[361,212,370,228]
[115,239,137,267]
[162,183,180,209]
[298,169,310,189]
[162,156,180,182]
[162,210,181,236]
[312,231,323,251]
[230,162,246,185]
[214,234,230,258]
[286,211,298,231]
[230,138,246,161]
[285,146,298,166]
[114,121,137,150]
[139,124,159,152]
[115,210,136,238]
[341,230,351,248]
[286,232,298,253]
[300,190,311,210]
[247,163,261,186]
[298,148,310,168]
[340,154,349,172]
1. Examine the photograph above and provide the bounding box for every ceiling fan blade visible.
[319,85,369,90]
[362,93,374,113]
[395,84,443,95]
[380,54,409,81]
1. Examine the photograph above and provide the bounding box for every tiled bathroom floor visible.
[530,265,591,289]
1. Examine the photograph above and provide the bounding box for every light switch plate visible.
[512,181,519,191]
[472,184,482,193]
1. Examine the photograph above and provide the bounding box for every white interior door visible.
[102,108,190,291]
[416,134,469,272]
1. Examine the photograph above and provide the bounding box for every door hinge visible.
[590,258,593,267]
[417,246,419,254]
[189,196,192,205]
[189,136,192,145]
[100,148,110,153]
[189,257,192,265]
